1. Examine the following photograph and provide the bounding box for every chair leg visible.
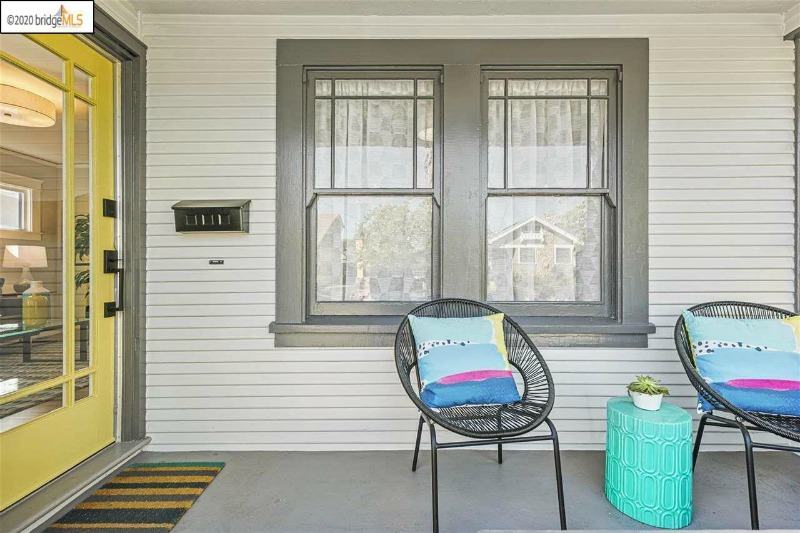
[412,415,424,472]
[734,421,759,530]
[497,410,503,464]
[429,423,439,533]
[693,413,709,469]
[545,418,567,530]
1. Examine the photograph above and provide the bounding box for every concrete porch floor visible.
[130,450,798,532]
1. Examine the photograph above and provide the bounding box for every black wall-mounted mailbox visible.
[172,200,251,233]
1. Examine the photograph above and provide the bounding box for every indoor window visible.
[0,173,41,240]
[0,186,25,230]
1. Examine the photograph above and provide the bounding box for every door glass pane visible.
[507,99,587,188]
[0,383,64,433]
[508,79,587,96]
[334,99,414,188]
[0,35,63,81]
[416,99,433,188]
[74,98,91,370]
[73,67,92,96]
[487,196,602,302]
[0,61,65,395]
[316,196,432,302]
[75,374,91,401]
[0,59,61,130]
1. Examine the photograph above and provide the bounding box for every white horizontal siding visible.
[141,13,796,451]
[96,0,140,37]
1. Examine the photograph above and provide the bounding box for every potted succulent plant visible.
[627,375,670,411]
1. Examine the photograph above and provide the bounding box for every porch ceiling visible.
[130,0,799,17]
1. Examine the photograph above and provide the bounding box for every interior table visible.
[0,320,89,363]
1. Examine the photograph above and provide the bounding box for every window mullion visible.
[441,63,483,300]
[412,81,418,189]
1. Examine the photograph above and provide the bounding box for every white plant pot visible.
[629,391,663,411]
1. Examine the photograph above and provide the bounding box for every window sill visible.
[0,230,42,242]
[269,316,655,348]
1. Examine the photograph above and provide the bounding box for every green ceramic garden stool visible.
[605,397,693,529]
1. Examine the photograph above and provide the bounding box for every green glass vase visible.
[22,281,51,328]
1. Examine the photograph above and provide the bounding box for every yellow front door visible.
[0,34,116,510]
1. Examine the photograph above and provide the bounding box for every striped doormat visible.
[46,462,225,532]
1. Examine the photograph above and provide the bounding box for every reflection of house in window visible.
[316,211,430,303]
[554,244,574,266]
[517,246,537,265]
[316,200,431,303]
[488,217,583,302]
[316,213,346,301]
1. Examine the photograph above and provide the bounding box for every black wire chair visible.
[395,298,566,533]
[674,301,800,530]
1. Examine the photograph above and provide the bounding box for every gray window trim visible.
[271,39,654,348]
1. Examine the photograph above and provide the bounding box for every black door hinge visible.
[103,302,118,318]
[103,199,117,218]
[103,250,124,317]
[103,250,119,274]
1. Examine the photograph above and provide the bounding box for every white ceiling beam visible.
[129,0,798,17]
[784,2,800,39]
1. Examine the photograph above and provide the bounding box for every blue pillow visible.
[683,311,800,416]
[409,314,521,408]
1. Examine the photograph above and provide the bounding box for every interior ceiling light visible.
[0,84,56,127]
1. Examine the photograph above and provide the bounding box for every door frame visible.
[0,8,147,532]
[89,7,147,442]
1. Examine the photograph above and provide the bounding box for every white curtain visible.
[505,98,587,188]
[334,79,416,188]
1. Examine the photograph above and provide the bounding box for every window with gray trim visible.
[271,39,654,348]
[484,70,616,317]
[306,71,441,316]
